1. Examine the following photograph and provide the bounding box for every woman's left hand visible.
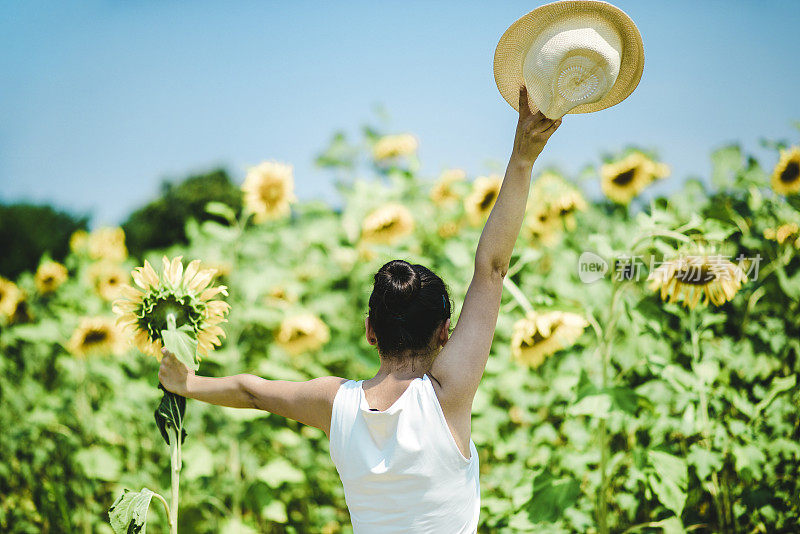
[158,348,194,396]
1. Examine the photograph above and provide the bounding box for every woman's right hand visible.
[158,348,194,396]
[511,86,562,165]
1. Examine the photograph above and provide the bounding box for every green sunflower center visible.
[259,181,284,203]
[480,191,498,211]
[83,329,108,345]
[674,264,716,285]
[521,330,549,347]
[779,161,800,183]
[375,220,397,232]
[612,169,636,186]
[286,329,306,342]
[138,293,204,341]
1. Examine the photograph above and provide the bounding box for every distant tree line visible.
[0,168,243,278]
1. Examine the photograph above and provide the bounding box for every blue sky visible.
[2,1,799,228]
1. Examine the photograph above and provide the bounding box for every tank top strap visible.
[329,379,362,465]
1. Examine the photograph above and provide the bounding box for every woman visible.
[158,86,561,532]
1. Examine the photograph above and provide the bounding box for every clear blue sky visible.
[2,1,799,228]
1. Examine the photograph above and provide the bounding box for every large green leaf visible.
[648,450,687,517]
[160,323,199,371]
[154,386,187,446]
[524,469,581,524]
[108,488,161,534]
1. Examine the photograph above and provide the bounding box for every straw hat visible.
[494,0,644,119]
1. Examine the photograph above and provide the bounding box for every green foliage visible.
[1,126,799,533]
[121,169,243,259]
[108,487,162,534]
[154,386,187,447]
[0,202,88,278]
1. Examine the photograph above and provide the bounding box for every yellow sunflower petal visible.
[188,269,217,292]
[183,259,202,286]
[142,260,160,288]
[199,286,228,301]
[168,256,184,287]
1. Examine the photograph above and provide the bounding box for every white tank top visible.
[329,374,480,533]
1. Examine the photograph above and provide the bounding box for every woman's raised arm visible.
[430,86,561,408]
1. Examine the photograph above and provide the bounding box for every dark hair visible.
[368,260,451,356]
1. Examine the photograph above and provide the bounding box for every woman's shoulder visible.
[314,375,352,395]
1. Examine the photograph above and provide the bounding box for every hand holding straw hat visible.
[494,0,644,119]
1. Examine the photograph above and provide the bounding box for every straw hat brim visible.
[494,0,644,115]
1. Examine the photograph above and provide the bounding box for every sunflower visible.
[524,208,563,246]
[67,316,126,357]
[764,222,800,248]
[431,169,466,206]
[647,254,747,310]
[600,153,670,205]
[87,227,128,262]
[0,277,24,322]
[87,261,128,301]
[35,261,68,295]
[242,161,297,223]
[265,285,297,307]
[528,172,588,234]
[465,174,503,225]
[437,220,462,239]
[361,203,415,245]
[276,314,330,355]
[113,256,230,359]
[69,229,89,253]
[771,147,800,195]
[372,134,418,161]
[511,311,588,368]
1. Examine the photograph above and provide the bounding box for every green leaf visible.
[220,517,259,534]
[659,516,686,534]
[732,443,766,479]
[262,500,288,523]
[524,469,581,523]
[160,323,199,371]
[205,201,237,224]
[75,446,121,481]
[154,386,187,446]
[108,488,161,534]
[256,458,305,487]
[568,393,612,418]
[710,145,742,189]
[182,442,214,480]
[753,375,796,418]
[647,450,687,517]
[687,444,722,482]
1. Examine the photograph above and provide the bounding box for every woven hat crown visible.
[494,1,644,119]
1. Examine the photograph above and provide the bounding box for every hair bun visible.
[383,260,420,308]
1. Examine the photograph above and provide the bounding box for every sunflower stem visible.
[630,229,692,253]
[597,281,626,534]
[168,426,181,534]
[152,492,172,531]
[502,277,535,316]
[689,309,727,533]
[166,312,177,332]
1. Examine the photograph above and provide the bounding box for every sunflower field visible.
[2,126,800,534]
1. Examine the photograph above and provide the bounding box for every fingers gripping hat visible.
[494,0,644,119]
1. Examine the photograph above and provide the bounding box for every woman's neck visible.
[373,350,437,381]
